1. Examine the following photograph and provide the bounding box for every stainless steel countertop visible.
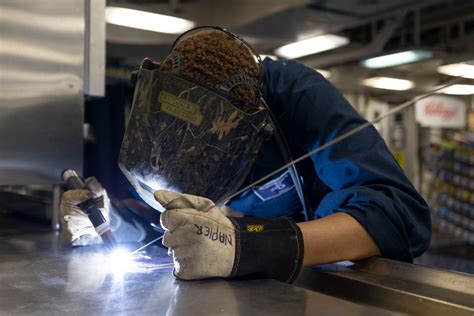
[0,230,396,316]
[2,212,473,316]
[296,258,474,316]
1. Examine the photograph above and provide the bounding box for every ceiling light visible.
[437,61,474,79]
[105,6,195,34]
[437,84,474,95]
[362,77,415,91]
[274,34,349,59]
[314,69,331,78]
[260,54,278,60]
[362,50,433,69]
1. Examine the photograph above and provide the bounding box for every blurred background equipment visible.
[423,132,474,245]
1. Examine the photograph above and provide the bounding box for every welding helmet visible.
[118,26,272,210]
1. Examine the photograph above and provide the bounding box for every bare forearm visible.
[297,212,381,266]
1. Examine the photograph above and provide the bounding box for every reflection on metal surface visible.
[0,1,84,185]
[0,4,83,33]
[295,257,474,315]
[0,227,398,315]
[0,39,83,64]
[107,247,174,274]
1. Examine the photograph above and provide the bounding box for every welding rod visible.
[130,235,163,255]
[62,169,117,250]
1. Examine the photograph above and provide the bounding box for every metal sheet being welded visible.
[0,228,396,315]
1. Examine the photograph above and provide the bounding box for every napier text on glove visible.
[194,224,233,246]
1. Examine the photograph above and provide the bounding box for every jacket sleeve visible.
[262,58,431,261]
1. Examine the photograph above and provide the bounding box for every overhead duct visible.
[301,16,401,68]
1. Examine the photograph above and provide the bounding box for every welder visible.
[61,26,431,283]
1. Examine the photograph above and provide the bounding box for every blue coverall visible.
[227,58,432,262]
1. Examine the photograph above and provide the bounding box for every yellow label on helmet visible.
[247,225,264,232]
[159,91,203,126]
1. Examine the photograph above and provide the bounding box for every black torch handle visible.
[61,169,117,249]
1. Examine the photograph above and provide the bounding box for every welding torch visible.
[61,169,117,250]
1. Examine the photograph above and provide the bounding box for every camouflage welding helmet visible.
[119,27,271,210]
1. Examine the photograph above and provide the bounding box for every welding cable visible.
[222,75,466,204]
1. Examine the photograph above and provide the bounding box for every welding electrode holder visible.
[61,169,117,249]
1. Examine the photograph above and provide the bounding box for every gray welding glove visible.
[155,190,304,283]
[60,177,109,246]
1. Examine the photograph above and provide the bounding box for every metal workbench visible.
[0,214,473,315]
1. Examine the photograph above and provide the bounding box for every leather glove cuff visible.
[228,216,304,283]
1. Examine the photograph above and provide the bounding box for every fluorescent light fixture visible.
[437,84,474,95]
[260,54,278,60]
[362,50,433,69]
[105,6,195,34]
[362,77,415,91]
[437,61,474,79]
[314,69,331,78]
[275,34,349,59]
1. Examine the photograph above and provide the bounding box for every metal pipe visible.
[302,16,401,68]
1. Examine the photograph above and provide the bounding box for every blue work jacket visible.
[228,58,432,262]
